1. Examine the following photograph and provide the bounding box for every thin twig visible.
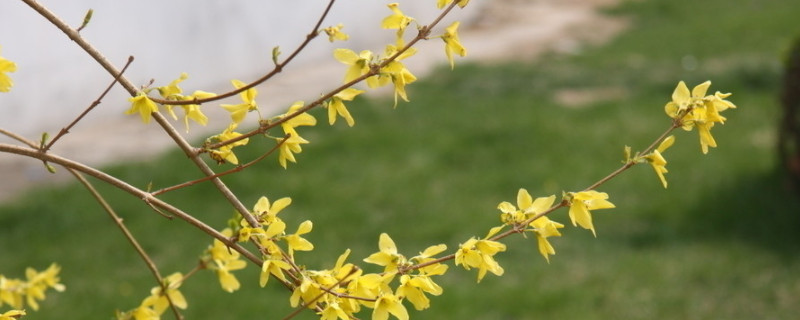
[0,143,262,266]
[65,167,183,320]
[147,0,338,107]
[21,0,261,228]
[152,134,290,196]
[43,56,134,152]
[0,128,38,148]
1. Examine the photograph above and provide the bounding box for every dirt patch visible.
[0,0,627,203]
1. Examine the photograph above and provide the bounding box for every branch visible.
[21,0,262,228]
[147,0,338,107]
[42,56,134,152]
[66,167,183,320]
[0,143,263,267]
[151,134,290,196]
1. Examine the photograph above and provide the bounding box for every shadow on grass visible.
[676,167,800,255]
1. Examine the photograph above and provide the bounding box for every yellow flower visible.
[284,220,315,257]
[143,272,187,314]
[334,49,374,84]
[125,93,159,124]
[220,79,258,124]
[206,228,247,293]
[373,292,409,320]
[252,196,292,223]
[381,3,414,45]
[177,90,214,132]
[0,309,26,320]
[378,45,418,106]
[643,135,675,188]
[364,233,407,272]
[323,24,349,42]
[529,216,564,262]
[208,123,249,165]
[0,46,18,92]
[22,263,66,311]
[156,74,213,132]
[665,81,736,154]
[454,226,506,282]
[259,258,292,287]
[276,133,309,169]
[0,276,24,309]
[409,244,448,276]
[396,274,442,311]
[327,88,363,126]
[498,188,556,225]
[441,21,466,69]
[436,0,470,9]
[276,101,316,168]
[156,72,188,100]
[567,190,615,236]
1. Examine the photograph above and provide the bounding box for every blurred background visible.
[2,0,800,319]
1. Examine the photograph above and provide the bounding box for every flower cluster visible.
[665,81,736,154]
[0,264,65,312]
[157,73,214,132]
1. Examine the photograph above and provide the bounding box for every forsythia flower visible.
[381,3,415,45]
[156,73,213,132]
[260,258,292,287]
[497,189,564,262]
[0,310,25,320]
[208,123,249,165]
[284,220,315,257]
[116,299,160,320]
[441,21,466,69]
[0,45,17,92]
[455,226,506,282]
[364,233,408,272]
[381,45,418,106]
[206,228,247,293]
[373,292,409,320]
[334,49,374,84]
[142,272,187,314]
[643,135,675,188]
[221,79,259,124]
[276,101,316,168]
[530,216,564,263]
[1,263,65,312]
[436,0,470,9]
[323,24,349,42]
[498,188,555,225]
[327,88,363,126]
[126,93,159,124]
[251,196,292,225]
[567,190,615,236]
[665,81,736,154]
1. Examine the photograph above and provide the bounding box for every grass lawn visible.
[3,0,800,319]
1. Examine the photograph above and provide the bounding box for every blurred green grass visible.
[3,0,800,318]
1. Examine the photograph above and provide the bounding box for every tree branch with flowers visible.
[0,0,736,319]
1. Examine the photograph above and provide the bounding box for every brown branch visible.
[43,56,133,152]
[152,134,290,196]
[0,143,263,267]
[65,167,183,320]
[0,128,38,148]
[147,0,338,107]
[21,0,262,228]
